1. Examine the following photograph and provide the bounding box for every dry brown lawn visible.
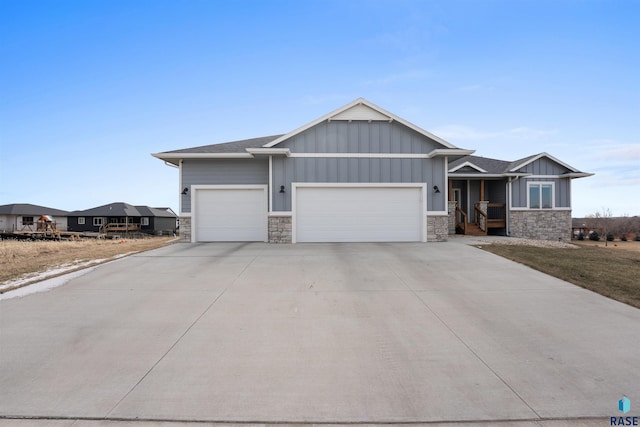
[573,239,640,252]
[479,241,640,309]
[0,237,174,287]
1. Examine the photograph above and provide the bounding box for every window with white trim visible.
[78,217,85,225]
[22,216,34,225]
[141,217,149,226]
[528,183,554,209]
[93,217,105,226]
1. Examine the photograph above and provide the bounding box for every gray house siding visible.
[516,157,571,175]
[181,159,269,213]
[278,121,444,154]
[271,157,446,212]
[511,178,571,208]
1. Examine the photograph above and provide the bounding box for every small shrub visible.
[621,235,627,242]
[606,232,615,241]
[635,234,640,242]
[589,231,600,241]
[577,232,585,241]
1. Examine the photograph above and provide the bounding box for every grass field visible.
[0,237,174,290]
[479,240,640,309]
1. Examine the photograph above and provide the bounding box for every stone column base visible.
[427,215,448,242]
[268,216,292,243]
[178,216,191,242]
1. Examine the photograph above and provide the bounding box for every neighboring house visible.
[0,203,69,232]
[152,98,592,243]
[67,202,177,235]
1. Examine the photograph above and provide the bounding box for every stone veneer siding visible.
[427,215,448,242]
[268,215,292,243]
[179,216,191,242]
[447,201,457,235]
[509,210,571,241]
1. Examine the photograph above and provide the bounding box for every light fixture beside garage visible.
[181,187,189,195]
[279,185,286,193]
[433,185,440,193]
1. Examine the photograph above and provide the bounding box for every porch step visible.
[465,223,486,236]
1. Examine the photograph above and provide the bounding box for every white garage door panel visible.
[296,187,422,242]
[195,188,266,242]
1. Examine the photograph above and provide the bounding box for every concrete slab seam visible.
[386,263,543,420]
[103,254,260,418]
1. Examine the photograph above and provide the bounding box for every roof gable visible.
[449,161,488,173]
[263,98,458,149]
[509,152,578,173]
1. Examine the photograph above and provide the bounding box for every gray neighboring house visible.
[153,98,592,243]
[67,202,177,235]
[0,203,70,232]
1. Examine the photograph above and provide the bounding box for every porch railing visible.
[455,203,467,235]
[99,223,141,233]
[486,203,506,228]
[474,203,488,234]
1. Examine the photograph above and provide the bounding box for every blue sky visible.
[1,0,638,217]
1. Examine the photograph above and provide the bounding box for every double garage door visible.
[192,185,425,242]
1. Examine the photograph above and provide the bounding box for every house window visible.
[141,217,149,226]
[78,217,85,225]
[22,216,34,225]
[93,217,105,226]
[528,183,554,209]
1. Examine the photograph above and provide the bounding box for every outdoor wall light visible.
[433,185,441,193]
[279,185,286,193]
[181,187,189,195]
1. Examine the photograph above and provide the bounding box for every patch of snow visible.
[0,267,96,300]
[0,258,106,292]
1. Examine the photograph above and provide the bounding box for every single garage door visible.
[295,185,424,242]
[194,186,267,242]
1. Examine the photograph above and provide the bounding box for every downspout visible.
[506,177,511,236]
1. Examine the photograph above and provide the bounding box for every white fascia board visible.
[427,149,475,158]
[246,148,290,156]
[509,152,580,173]
[289,153,430,158]
[263,98,460,149]
[152,153,255,163]
[564,172,595,178]
[292,182,427,189]
[449,160,487,173]
[448,173,508,178]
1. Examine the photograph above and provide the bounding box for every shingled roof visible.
[0,203,69,216]
[161,135,284,154]
[70,203,177,218]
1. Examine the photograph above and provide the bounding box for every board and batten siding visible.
[272,157,446,212]
[511,178,571,208]
[516,157,571,175]
[181,159,269,213]
[278,120,445,154]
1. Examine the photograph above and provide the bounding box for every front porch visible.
[448,179,507,236]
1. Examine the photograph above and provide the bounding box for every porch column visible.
[448,180,453,201]
[480,179,485,201]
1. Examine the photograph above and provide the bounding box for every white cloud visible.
[595,143,640,161]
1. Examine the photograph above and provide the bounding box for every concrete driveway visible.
[0,241,638,425]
